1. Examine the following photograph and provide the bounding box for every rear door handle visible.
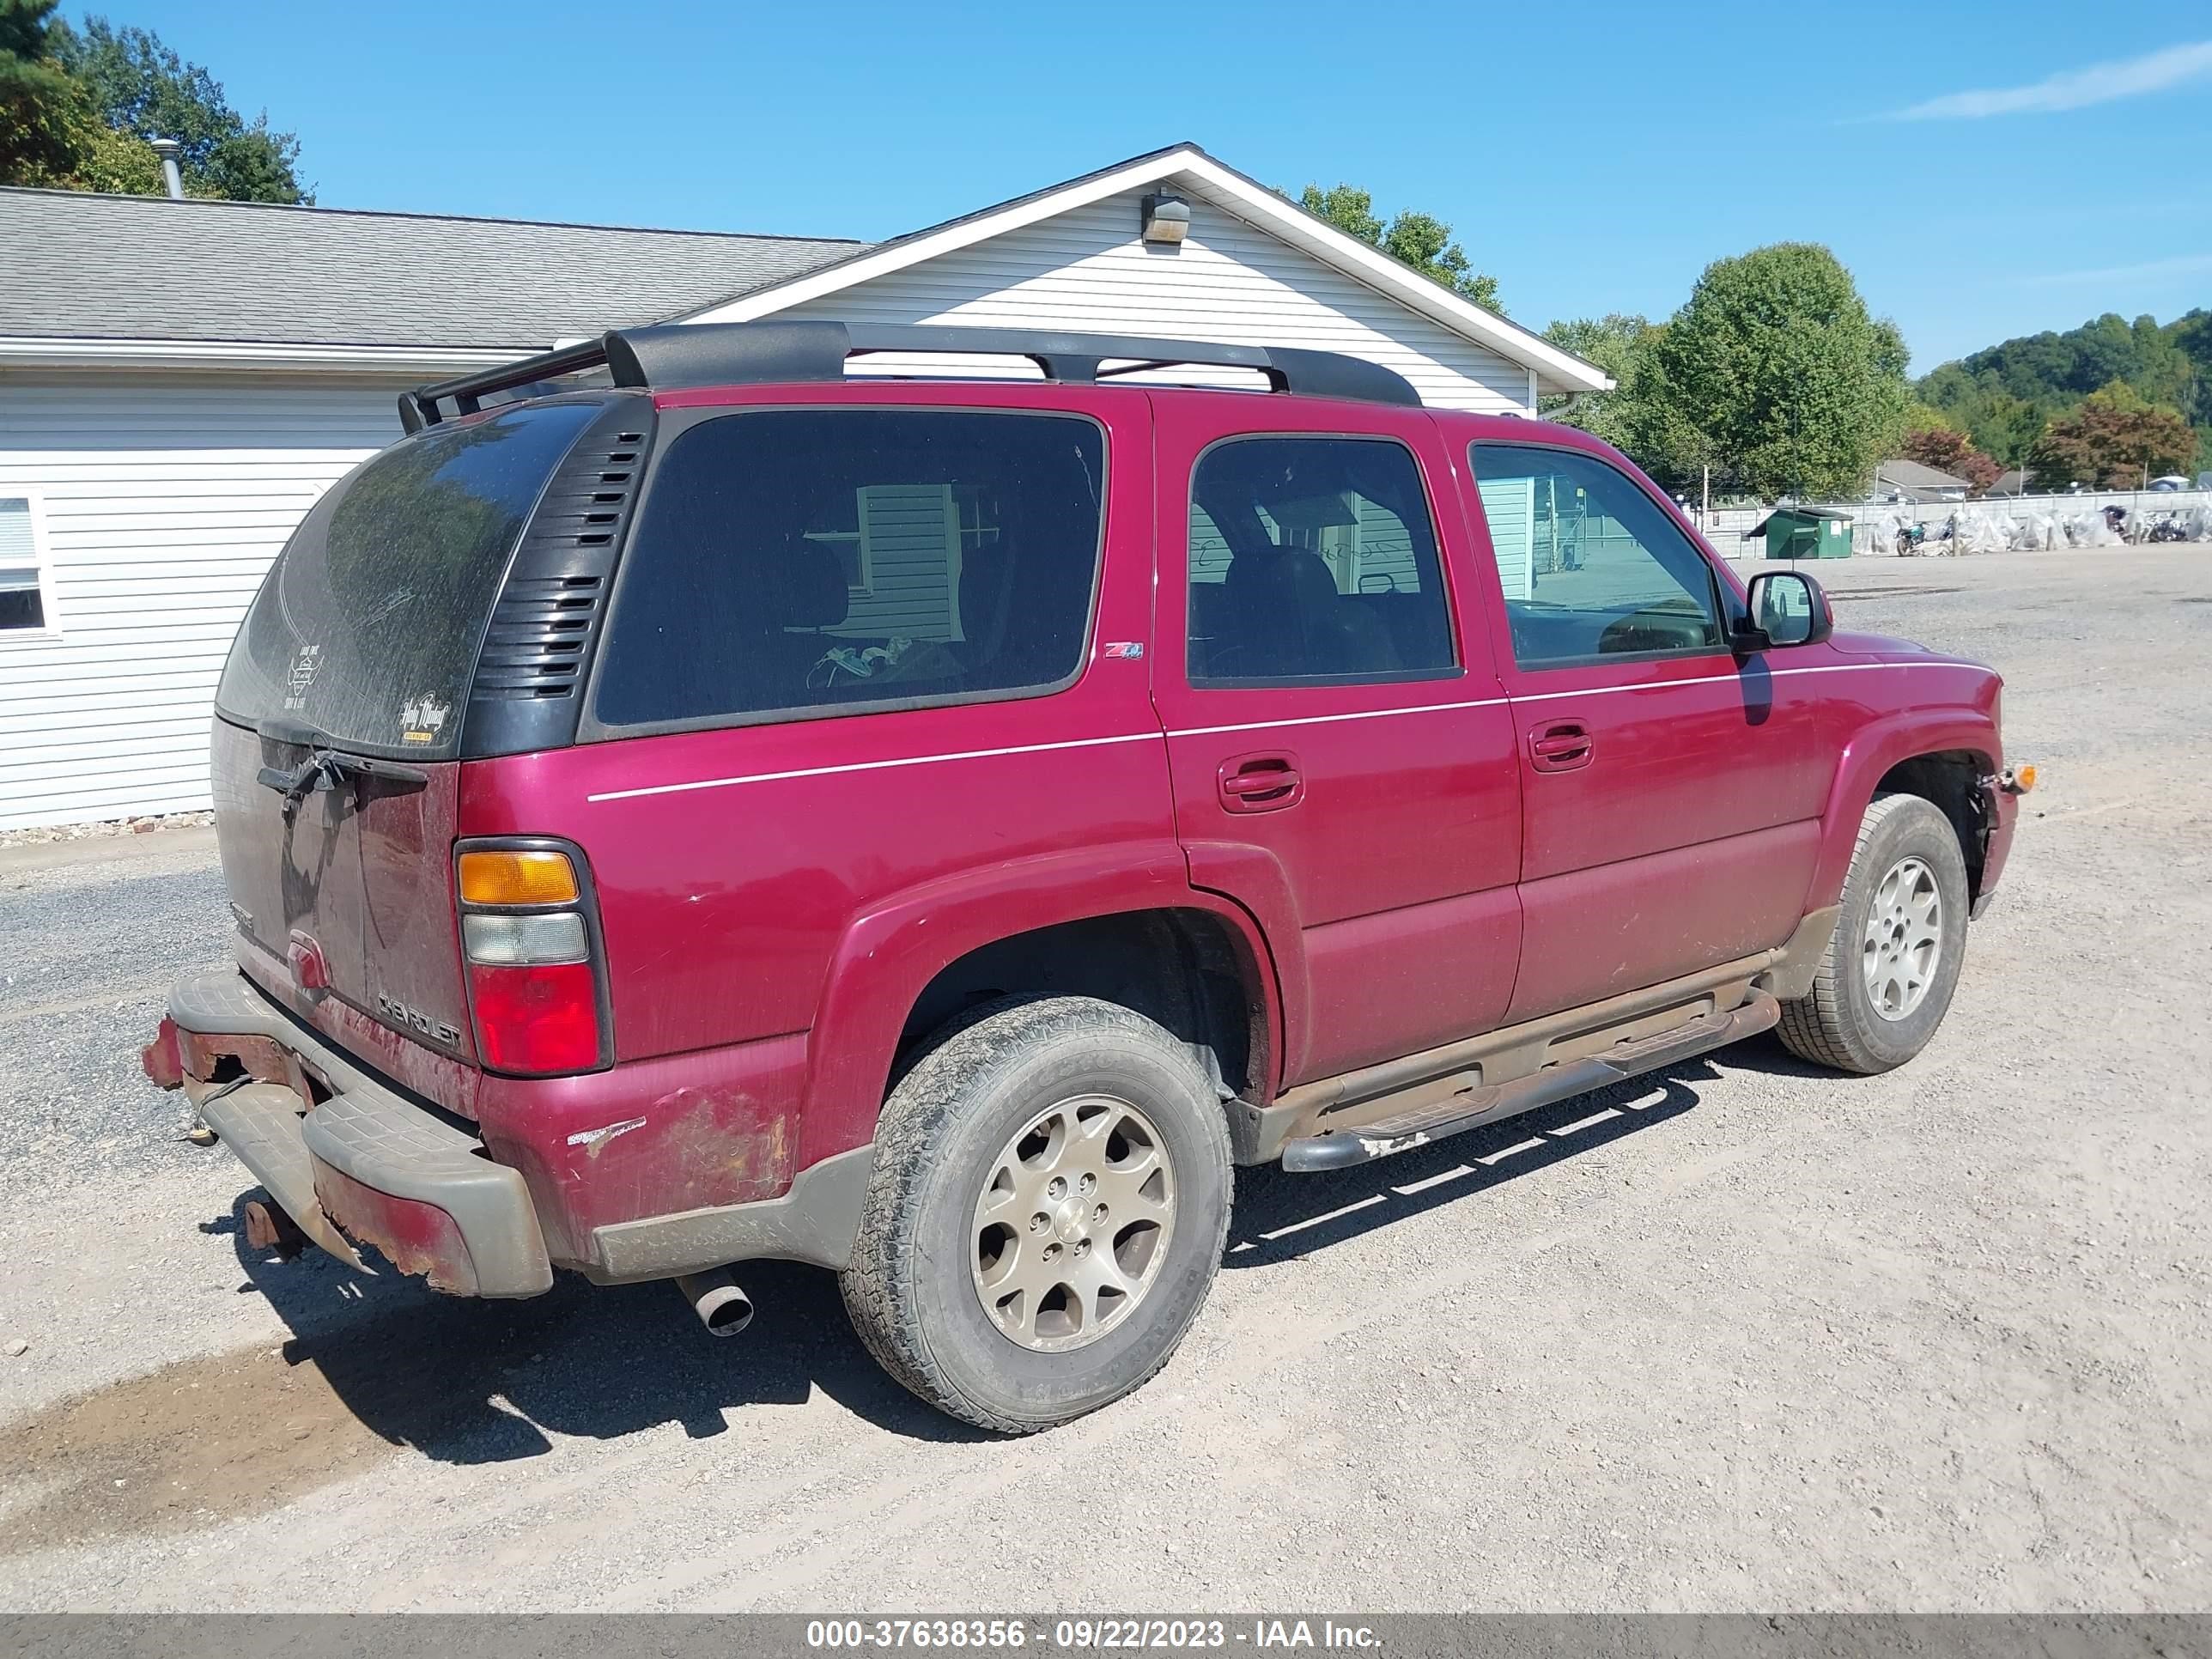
[1218,753,1304,813]
[1528,720,1593,772]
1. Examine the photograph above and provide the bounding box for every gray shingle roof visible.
[1875,459,1973,495]
[0,187,864,349]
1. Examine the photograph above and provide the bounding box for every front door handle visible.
[1218,753,1304,813]
[1528,720,1594,772]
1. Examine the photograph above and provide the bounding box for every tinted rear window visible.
[216,403,597,757]
[592,409,1106,731]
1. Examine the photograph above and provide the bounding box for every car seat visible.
[1219,548,1400,678]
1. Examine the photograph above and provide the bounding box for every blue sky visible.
[112,0,2212,373]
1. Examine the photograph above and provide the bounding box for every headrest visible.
[1226,548,1340,610]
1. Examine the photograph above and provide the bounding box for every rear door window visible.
[216,402,599,757]
[1187,436,1455,684]
[591,409,1106,731]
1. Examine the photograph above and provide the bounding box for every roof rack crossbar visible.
[398,321,1419,431]
[399,337,615,432]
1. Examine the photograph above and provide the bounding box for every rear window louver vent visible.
[471,428,646,703]
[475,574,605,699]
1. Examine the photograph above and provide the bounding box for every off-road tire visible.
[1778,792,1970,1074]
[841,996,1232,1434]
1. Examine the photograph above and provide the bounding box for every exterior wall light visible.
[1140,193,1191,246]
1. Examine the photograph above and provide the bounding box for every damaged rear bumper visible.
[147,969,875,1295]
[151,969,554,1297]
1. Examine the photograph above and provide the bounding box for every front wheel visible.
[1777,793,1971,1075]
[841,997,1231,1434]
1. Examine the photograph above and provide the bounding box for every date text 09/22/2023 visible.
[803,1620,1383,1650]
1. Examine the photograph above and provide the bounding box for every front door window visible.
[1468,442,1724,670]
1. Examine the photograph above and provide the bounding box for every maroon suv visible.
[144,322,2024,1431]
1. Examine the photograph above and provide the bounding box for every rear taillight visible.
[457,841,609,1075]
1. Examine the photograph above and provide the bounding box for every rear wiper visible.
[255,724,428,818]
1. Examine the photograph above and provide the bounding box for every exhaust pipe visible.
[674,1269,753,1337]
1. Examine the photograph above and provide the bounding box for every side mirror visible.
[1737,570,1832,653]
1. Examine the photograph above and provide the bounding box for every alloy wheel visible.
[1861,854,1943,1020]
[970,1095,1176,1352]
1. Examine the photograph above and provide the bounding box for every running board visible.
[1278,991,1781,1172]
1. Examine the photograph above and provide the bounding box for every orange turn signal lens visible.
[459,848,580,907]
[2002,763,2038,794]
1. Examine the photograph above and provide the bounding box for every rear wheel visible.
[1778,793,1970,1074]
[841,996,1231,1434]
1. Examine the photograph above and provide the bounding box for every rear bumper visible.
[159,970,553,1297]
[150,969,873,1294]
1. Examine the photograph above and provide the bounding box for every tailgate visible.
[212,717,477,1066]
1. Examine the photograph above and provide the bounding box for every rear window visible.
[216,402,598,757]
[591,409,1106,732]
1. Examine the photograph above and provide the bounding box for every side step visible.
[1278,991,1781,1172]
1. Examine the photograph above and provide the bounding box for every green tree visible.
[1899,416,2002,493]
[2027,382,2198,489]
[1626,243,1909,499]
[64,112,158,190]
[1296,182,1503,313]
[1918,309,2208,468]
[0,0,86,183]
[1539,313,1655,451]
[51,15,308,202]
[1962,388,2048,468]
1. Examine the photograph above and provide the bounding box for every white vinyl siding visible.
[1478,477,1535,601]
[768,188,1534,414]
[1190,504,1233,585]
[0,376,404,830]
[1347,494,1419,593]
[835,483,964,641]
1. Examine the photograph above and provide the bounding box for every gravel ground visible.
[1,547,2208,1613]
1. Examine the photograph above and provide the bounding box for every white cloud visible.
[2019,252,2212,287]
[1891,40,2212,119]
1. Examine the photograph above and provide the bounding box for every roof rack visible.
[398,320,1422,431]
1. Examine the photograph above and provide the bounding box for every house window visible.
[0,491,57,636]
[802,489,872,593]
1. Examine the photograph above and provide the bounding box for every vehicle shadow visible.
[216,1205,994,1469]
[1224,1033,1822,1268]
[202,1036,1824,1469]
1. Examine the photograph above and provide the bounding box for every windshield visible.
[216,402,598,757]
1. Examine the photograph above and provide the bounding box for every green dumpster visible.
[1743,507,1852,560]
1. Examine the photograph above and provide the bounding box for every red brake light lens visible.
[466,960,601,1075]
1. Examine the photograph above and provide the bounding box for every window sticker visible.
[284,643,322,710]
[398,694,452,745]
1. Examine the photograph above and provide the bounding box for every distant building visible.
[1873,459,1973,504]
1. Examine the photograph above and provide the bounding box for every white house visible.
[0,142,1607,830]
